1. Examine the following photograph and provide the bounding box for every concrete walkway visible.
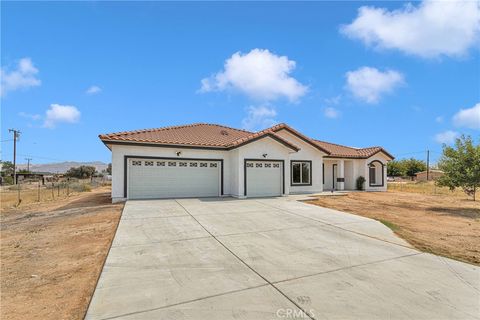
[86,197,480,320]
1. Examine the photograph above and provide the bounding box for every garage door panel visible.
[246,161,283,197]
[128,159,220,199]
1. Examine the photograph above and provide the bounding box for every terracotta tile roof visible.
[226,129,300,151]
[99,123,299,151]
[268,123,331,154]
[99,122,393,159]
[314,140,394,159]
[99,123,252,148]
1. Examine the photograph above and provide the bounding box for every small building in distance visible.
[415,169,444,182]
[15,172,55,185]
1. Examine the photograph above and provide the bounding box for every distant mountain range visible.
[16,161,109,174]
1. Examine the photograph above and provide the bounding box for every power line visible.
[394,151,427,157]
[395,150,442,157]
[1,153,68,162]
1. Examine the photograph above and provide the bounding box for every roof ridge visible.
[359,146,382,150]
[201,123,254,134]
[226,122,281,145]
[99,122,254,138]
[99,123,205,138]
[314,139,362,150]
[266,123,331,154]
[225,129,299,151]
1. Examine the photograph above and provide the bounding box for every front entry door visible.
[332,164,338,190]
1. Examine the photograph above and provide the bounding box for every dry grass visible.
[387,181,472,198]
[307,183,480,265]
[1,186,71,209]
[1,186,124,320]
[1,180,105,210]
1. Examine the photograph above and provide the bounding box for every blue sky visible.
[1,1,479,165]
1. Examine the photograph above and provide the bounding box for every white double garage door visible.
[127,158,283,199]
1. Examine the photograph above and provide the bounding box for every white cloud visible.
[324,107,340,119]
[86,85,102,95]
[18,111,41,121]
[1,58,41,97]
[241,105,278,131]
[345,67,404,103]
[200,49,307,102]
[324,95,342,105]
[435,116,444,123]
[341,0,480,58]
[435,130,459,144]
[43,104,81,129]
[453,103,480,130]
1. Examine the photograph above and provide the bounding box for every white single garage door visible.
[245,160,283,197]
[128,158,221,199]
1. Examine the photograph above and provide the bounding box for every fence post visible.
[51,182,55,199]
[38,180,41,202]
[58,185,60,197]
[67,179,70,196]
[17,182,21,206]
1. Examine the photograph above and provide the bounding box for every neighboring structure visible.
[15,172,54,185]
[415,169,444,182]
[99,123,394,202]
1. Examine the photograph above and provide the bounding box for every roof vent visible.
[220,130,229,136]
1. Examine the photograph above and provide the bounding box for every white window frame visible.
[291,161,312,186]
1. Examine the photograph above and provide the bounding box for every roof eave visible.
[98,139,228,150]
[227,132,300,152]
[366,148,395,160]
[271,125,331,155]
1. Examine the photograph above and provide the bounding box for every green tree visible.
[0,161,15,176]
[106,163,112,175]
[387,160,404,177]
[436,135,480,201]
[65,165,97,179]
[403,158,427,180]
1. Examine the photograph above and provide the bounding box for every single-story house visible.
[99,123,394,202]
[415,169,444,182]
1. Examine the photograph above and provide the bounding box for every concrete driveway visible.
[86,197,480,320]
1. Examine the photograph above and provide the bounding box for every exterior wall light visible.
[262,153,268,158]
[176,151,182,156]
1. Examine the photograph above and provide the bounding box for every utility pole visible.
[426,149,430,181]
[8,129,21,184]
[25,158,32,172]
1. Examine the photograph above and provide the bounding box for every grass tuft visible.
[378,219,400,232]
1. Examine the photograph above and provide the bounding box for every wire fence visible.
[387,181,468,197]
[0,177,110,210]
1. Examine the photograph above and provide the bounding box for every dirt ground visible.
[307,190,480,265]
[1,186,124,320]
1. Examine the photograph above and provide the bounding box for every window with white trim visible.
[291,161,311,185]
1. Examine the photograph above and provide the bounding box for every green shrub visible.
[80,184,91,192]
[3,176,13,185]
[70,182,92,192]
[356,176,366,190]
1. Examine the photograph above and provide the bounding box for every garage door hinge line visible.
[174,200,316,320]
